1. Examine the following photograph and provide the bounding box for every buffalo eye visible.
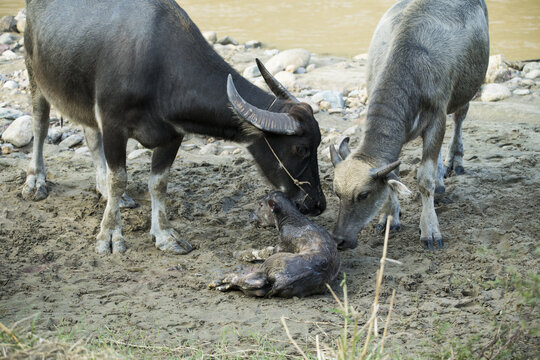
[356,191,370,201]
[294,145,310,157]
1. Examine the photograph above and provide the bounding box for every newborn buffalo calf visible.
[211,192,340,298]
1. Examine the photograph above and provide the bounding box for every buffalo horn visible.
[227,74,301,135]
[256,58,298,103]
[370,160,401,179]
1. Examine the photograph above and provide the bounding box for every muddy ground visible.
[1,45,539,358]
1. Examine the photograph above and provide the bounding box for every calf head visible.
[330,138,411,250]
[228,60,325,216]
[249,191,295,229]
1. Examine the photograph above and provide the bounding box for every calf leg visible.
[149,139,192,254]
[235,246,280,262]
[211,269,270,297]
[22,92,50,201]
[83,126,136,208]
[445,103,468,176]
[417,111,446,250]
[376,192,401,232]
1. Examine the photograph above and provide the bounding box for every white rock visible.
[0,108,24,120]
[232,148,242,155]
[306,64,316,72]
[521,79,535,87]
[295,67,306,74]
[244,40,261,48]
[202,31,217,44]
[243,65,260,78]
[264,48,310,75]
[523,62,540,73]
[263,49,280,57]
[273,71,296,89]
[0,33,15,45]
[285,64,296,73]
[1,143,14,155]
[47,128,63,143]
[3,80,18,90]
[219,150,230,156]
[312,90,345,108]
[128,148,150,159]
[218,36,238,46]
[480,84,511,102]
[199,143,218,155]
[1,115,33,147]
[1,50,18,61]
[525,69,540,80]
[75,146,90,155]
[353,53,368,61]
[484,54,507,83]
[328,108,343,114]
[15,9,26,33]
[513,89,531,96]
[59,134,83,148]
[343,125,359,137]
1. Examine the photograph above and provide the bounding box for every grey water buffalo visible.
[211,191,340,298]
[23,0,326,254]
[331,0,489,250]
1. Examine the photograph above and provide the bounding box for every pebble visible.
[273,71,296,89]
[218,36,238,46]
[1,50,18,61]
[244,40,261,49]
[520,79,535,87]
[263,49,280,57]
[202,31,217,44]
[319,101,331,110]
[513,89,531,96]
[47,128,63,144]
[1,115,33,147]
[525,69,540,80]
[343,125,359,137]
[59,134,83,148]
[0,16,17,33]
[312,90,345,108]
[75,146,90,155]
[199,143,218,155]
[15,9,25,33]
[306,64,316,72]
[522,62,540,73]
[353,53,368,61]
[485,54,508,83]
[0,108,24,120]
[328,108,343,114]
[264,48,311,75]
[232,148,242,155]
[1,143,14,155]
[480,84,511,102]
[219,150,230,156]
[0,33,15,45]
[3,80,18,90]
[127,148,150,159]
[243,65,260,78]
[295,67,306,74]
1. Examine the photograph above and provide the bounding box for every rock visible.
[1,115,33,147]
[525,69,540,80]
[295,67,306,74]
[1,50,18,61]
[328,108,343,114]
[480,84,511,102]
[202,31,217,44]
[263,49,280,57]
[306,64,316,72]
[75,146,90,155]
[353,53,368,61]
[47,128,63,144]
[311,90,345,108]
[273,71,296,89]
[319,101,331,111]
[0,33,16,45]
[127,148,150,159]
[219,150,230,156]
[232,148,242,155]
[3,80,18,90]
[285,64,296,73]
[244,40,261,49]
[0,108,24,120]
[218,36,238,46]
[343,125,359,137]
[522,62,540,73]
[59,134,83,148]
[520,79,535,87]
[513,89,531,96]
[0,16,17,33]
[264,48,310,75]
[485,54,508,83]
[243,65,260,78]
[1,143,14,155]
[199,143,218,155]
[487,68,513,83]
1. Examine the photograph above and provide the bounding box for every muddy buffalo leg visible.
[445,103,469,176]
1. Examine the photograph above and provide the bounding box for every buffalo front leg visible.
[22,94,50,201]
[445,103,468,176]
[83,126,136,208]
[417,111,446,250]
[149,138,192,254]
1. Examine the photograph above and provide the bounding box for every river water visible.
[1,0,539,59]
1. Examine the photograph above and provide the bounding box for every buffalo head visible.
[330,138,411,249]
[227,60,326,216]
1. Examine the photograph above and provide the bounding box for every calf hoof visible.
[421,237,444,251]
[376,222,401,233]
[435,185,446,195]
[22,182,48,201]
[444,165,465,177]
[119,193,137,209]
[153,230,193,254]
[96,232,126,254]
[454,166,465,175]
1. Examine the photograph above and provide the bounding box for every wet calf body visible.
[213,192,340,298]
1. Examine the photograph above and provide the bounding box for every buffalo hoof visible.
[421,237,444,251]
[444,165,465,178]
[153,229,193,254]
[454,166,465,175]
[376,222,401,233]
[119,193,137,208]
[96,231,126,254]
[435,185,446,194]
[22,179,48,201]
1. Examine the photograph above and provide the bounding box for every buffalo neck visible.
[356,77,418,165]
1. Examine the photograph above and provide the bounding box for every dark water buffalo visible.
[211,192,340,298]
[331,0,489,250]
[22,0,326,254]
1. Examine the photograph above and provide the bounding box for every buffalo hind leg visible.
[149,138,192,254]
[418,111,446,250]
[83,126,136,208]
[22,92,50,201]
[445,103,468,176]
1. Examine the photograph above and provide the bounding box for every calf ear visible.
[330,145,342,167]
[268,199,276,211]
[338,137,351,160]
[388,179,412,196]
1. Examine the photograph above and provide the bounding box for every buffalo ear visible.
[388,179,412,196]
[338,137,351,160]
[330,145,342,167]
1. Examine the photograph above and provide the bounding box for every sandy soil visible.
[1,44,539,358]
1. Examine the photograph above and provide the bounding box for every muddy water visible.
[1,1,539,59]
